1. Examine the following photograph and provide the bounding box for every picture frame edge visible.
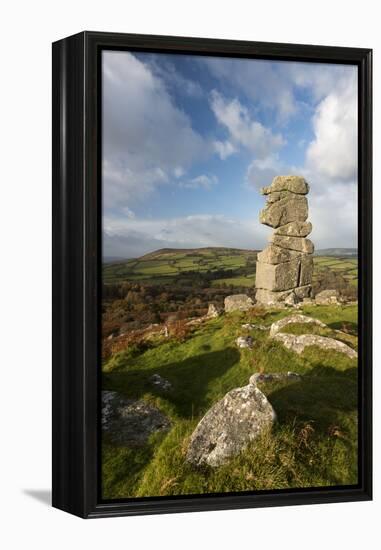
[52,31,373,519]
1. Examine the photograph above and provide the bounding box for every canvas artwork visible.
[101,50,358,500]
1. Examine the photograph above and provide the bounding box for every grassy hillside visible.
[103,247,257,286]
[102,303,358,499]
[313,256,358,288]
[103,247,358,289]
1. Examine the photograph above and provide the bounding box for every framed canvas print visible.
[52,31,372,518]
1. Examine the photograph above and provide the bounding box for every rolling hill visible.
[103,246,358,290]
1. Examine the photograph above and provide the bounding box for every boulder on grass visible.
[224,294,254,313]
[273,333,357,359]
[186,384,276,467]
[315,289,340,305]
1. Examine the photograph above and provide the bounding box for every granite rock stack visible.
[255,176,314,305]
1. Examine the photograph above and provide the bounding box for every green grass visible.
[103,247,257,284]
[103,250,358,290]
[102,304,358,499]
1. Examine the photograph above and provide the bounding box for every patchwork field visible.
[103,247,358,289]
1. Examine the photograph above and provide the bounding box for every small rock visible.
[206,303,221,318]
[186,384,276,467]
[315,289,340,305]
[236,336,254,349]
[284,292,298,306]
[150,374,172,391]
[273,333,357,359]
[249,372,302,385]
[241,323,268,331]
[224,294,254,313]
[269,314,327,338]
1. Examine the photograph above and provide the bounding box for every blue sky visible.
[102,50,358,258]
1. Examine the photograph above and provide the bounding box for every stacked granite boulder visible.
[255,176,314,305]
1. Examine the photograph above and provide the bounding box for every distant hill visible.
[104,256,130,263]
[315,248,357,257]
[140,246,258,260]
[102,246,358,290]
[103,247,258,286]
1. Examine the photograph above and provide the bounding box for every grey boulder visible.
[186,384,276,467]
[224,294,254,312]
[102,390,171,446]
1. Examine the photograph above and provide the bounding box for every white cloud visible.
[104,214,268,258]
[306,73,357,181]
[213,140,237,160]
[103,51,208,212]
[203,58,298,122]
[309,182,357,248]
[210,91,285,158]
[203,57,356,124]
[179,174,218,190]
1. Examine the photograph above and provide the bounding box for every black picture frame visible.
[52,31,372,519]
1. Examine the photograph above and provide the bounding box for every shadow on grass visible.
[327,320,358,334]
[103,347,240,419]
[267,365,358,433]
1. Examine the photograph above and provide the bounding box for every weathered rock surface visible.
[102,390,171,446]
[269,314,327,338]
[284,292,298,306]
[260,195,308,228]
[186,384,276,467]
[150,374,172,391]
[255,258,301,291]
[274,221,312,237]
[242,323,268,331]
[256,285,312,306]
[206,303,221,318]
[236,336,254,349]
[257,244,302,265]
[224,294,254,312]
[273,333,357,359]
[249,371,302,385]
[315,289,340,305]
[270,235,314,254]
[256,175,314,305]
[299,255,314,285]
[261,175,309,195]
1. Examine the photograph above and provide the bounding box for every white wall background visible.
[0,1,378,548]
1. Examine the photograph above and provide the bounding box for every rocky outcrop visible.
[186,383,276,467]
[269,314,327,338]
[102,391,171,446]
[255,176,314,305]
[224,294,254,312]
[273,333,357,359]
[315,289,340,305]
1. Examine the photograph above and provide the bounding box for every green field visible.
[103,248,358,289]
[103,247,258,286]
[102,303,358,498]
[313,256,358,288]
